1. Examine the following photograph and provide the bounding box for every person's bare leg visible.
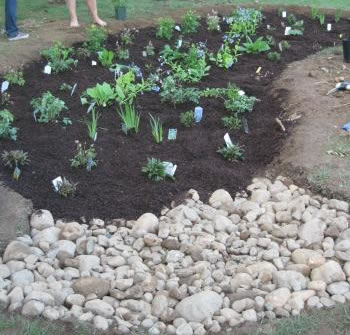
[85,0,106,26]
[66,0,79,27]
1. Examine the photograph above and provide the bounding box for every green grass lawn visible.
[0,0,349,28]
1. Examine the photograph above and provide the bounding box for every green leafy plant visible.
[290,20,304,35]
[207,10,221,32]
[60,83,73,92]
[149,114,163,144]
[31,92,67,123]
[98,49,115,67]
[222,115,242,131]
[4,69,25,86]
[225,93,257,115]
[335,9,342,23]
[71,141,97,171]
[238,36,270,54]
[143,41,155,57]
[116,42,130,60]
[217,144,244,161]
[1,150,29,180]
[120,27,138,46]
[213,44,239,69]
[62,117,72,127]
[84,25,107,52]
[227,7,263,37]
[77,47,91,58]
[180,110,194,128]
[86,82,115,107]
[118,103,140,134]
[182,10,200,34]
[287,13,298,25]
[156,18,175,41]
[0,110,18,141]
[41,42,77,73]
[86,107,100,141]
[142,157,166,182]
[0,92,12,107]
[160,76,201,105]
[57,177,77,198]
[266,35,276,46]
[267,51,281,61]
[318,12,325,25]
[279,40,290,51]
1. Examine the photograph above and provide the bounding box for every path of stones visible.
[1,176,350,334]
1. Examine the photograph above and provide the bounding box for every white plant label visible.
[44,65,52,74]
[256,67,262,74]
[142,51,147,57]
[71,83,77,96]
[175,25,181,32]
[52,176,63,192]
[194,106,203,123]
[285,27,291,36]
[177,39,183,49]
[224,133,233,148]
[327,24,332,31]
[1,81,9,93]
[267,24,270,29]
[87,102,96,114]
[91,60,97,66]
[282,11,287,18]
[163,162,177,177]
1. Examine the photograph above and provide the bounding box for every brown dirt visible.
[267,47,350,201]
[0,12,348,221]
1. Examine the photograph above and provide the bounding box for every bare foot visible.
[70,19,80,28]
[93,17,107,27]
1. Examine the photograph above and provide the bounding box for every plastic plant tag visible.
[162,161,177,177]
[194,107,203,123]
[44,65,52,74]
[168,128,177,140]
[175,25,181,32]
[142,51,147,57]
[122,123,128,135]
[86,158,94,172]
[93,132,98,142]
[52,176,63,192]
[327,24,332,31]
[224,133,233,148]
[282,11,287,18]
[1,81,9,93]
[87,102,96,114]
[267,24,271,29]
[278,42,283,52]
[342,122,350,132]
[71,83,77,96]
[91,60,97,66]
[242,118,249,134]
[177,39,183,49]
[152,86,160,92]
[285,27,291,36]
[13,167,21,181]
[256,67,262,74]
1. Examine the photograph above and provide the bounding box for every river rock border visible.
[0,176,350,334]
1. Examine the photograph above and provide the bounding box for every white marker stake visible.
[175,25,181,32]
[267,24,270,29]
[71,83,77,96]
[52,177,63,192]
[44,65,52,74]
[1,81,9,93]
[92,61,97,66]
[285,27,291,36]
[327,23,332,31]
[282,11,287,18]
[224,133,233,148]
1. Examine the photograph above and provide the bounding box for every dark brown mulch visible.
[0,11,348,221]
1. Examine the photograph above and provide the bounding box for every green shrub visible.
[238,36,270,54]
[31,92,67,123]
[156,18,175,41]
[4,70,25,86]
[85,25,107,52]
[71,141,97,171]
[0,110,18,141]
[41,42,77,73]
[57,177,77,198]
[180,110,194,127]
[182,10,200,34]
[1,150,29,180]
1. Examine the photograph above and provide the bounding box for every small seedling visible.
[319,13,325,25]
[267,51,281,61]
[142,157,166,182]
[1,150,29,180]
[217,144,244,161]
[149,114,163,144]
[207,10,221,32]
[60,83,73,92]
[4,69,25,86]
[182,10,200,34]
[180,111,194,128]
[222,115,242,131]
[41,42,77,73]
[57,177,78,198]
[71,141,97,171]
[143,41,155,57]
[62,117,72,127]
[0,92,12,106]
[335,9,342,23]
[279,40,290,52]
[120,27,138,46]
[0,109,18,141]
[86,107,100,141]
[156,17,175,41]
[84,25,107,52]
[98,49,115,67]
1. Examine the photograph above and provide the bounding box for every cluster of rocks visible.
[1,177,350,334]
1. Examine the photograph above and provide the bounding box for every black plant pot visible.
[343,39,350,63]
[115,6,127,20]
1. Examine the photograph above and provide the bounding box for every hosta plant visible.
[98,49,115,67]
[31,92,67,123]
[4,69,25,86]
[1,150,29,180]
[86,82,115,107]
[217,144,244,161]
[142,157,166,182]
[41,42,77,73]
[238,37,270,54]
[0,110,18,141]
[71,141,97,171]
